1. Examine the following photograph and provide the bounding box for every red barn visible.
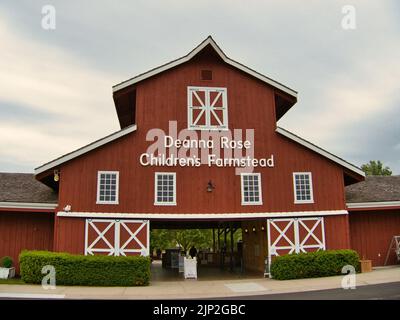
[1,37,399,275]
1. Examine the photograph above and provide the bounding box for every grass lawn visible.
[0,277,25,285]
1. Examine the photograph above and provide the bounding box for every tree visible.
[150,229,176,253]
[174,229,213,252]
[361,160,392,176]
[151,228,243,254]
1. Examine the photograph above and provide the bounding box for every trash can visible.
[359,259,372,273]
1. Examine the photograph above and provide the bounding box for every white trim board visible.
[0,293,65,299]
[112,36,297,98]
[57,210,348,220]
[276,127,365,177]
[0,202,58,210]
[34,125,137,175]
[347,201,400,209]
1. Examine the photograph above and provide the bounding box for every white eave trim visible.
[34,125,137,175]
[347,201,400,209]
[57,209,347,219]
[112,37,297,98]
[276,127,365,177]
[0,202,58,210]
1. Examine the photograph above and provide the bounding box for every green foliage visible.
[151,228,243,253]
[1,256,13,268]
[270,249,360,280]
[175,229,214,252]
[361,160,392,176]
[19,251,151,286]
[150,229,177,252]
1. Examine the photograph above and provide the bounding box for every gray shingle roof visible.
[0,172,58,203]
[345,175,400,203]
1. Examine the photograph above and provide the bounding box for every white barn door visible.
[85,219,150,257]
[266,217,325,275]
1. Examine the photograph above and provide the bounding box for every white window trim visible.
[187,86,229,131]
[293,172,314,204]
[241,173,263,206]
[96,171,119,205]
[154,172,177,206]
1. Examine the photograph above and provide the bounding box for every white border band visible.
[57,209,348,219]
[347,201,400,209]
[0,202,58,210]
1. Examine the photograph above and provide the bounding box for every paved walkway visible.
[0,266,399,299]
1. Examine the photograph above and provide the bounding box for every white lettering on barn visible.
[140,121,275,174]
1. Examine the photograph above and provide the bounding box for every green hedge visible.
[19,251,151,286]
[270,249,360,280]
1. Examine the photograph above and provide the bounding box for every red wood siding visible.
[57,52,347,215]
[54,216,85,254]
[324,214,351,249]
[242,220,268,273]
[349,209,400,266]
[0,212,54,273]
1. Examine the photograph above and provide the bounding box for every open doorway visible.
[149,220,257,281]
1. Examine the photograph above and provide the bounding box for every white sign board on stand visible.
[184,257,197,279]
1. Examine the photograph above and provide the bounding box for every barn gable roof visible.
[276,127,365,179]
[112,36,298,98]
[34,124,137,178]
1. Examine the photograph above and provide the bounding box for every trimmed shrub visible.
[1,256,13,268]
[270,249,360,280]
[19,251,151,286]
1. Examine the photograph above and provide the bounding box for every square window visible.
[293,172,313,203]
[241,173,262,205]
[155,173,176,205]
[97,171,119,204]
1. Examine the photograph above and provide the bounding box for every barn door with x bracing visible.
[266,217,325,274]
[85,219,150,256]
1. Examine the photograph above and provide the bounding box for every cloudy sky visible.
[0,1,399,174]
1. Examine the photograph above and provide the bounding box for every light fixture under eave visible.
[207,180,215,192]
[252,226,256,233]
[54,170,60,182]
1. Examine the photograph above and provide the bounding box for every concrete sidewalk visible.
[0,266,399,299]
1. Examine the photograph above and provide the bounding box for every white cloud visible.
[277,2,400,167]
[0,17,122,170]
[0,1,399,173]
